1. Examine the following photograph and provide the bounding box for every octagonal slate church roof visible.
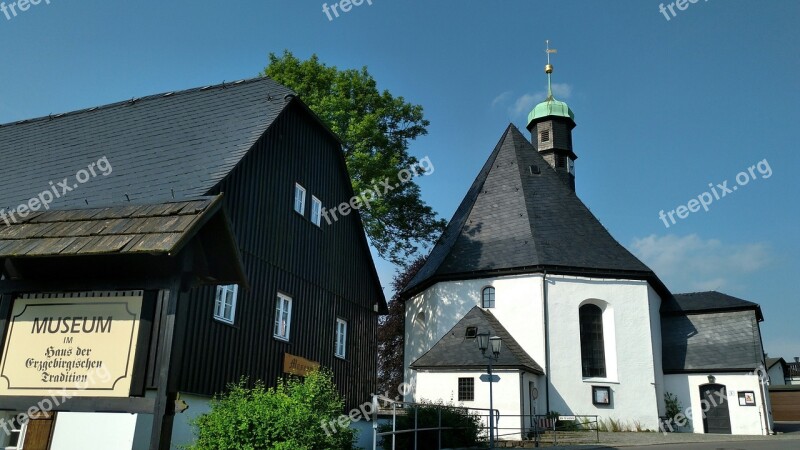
[402,124,667,298]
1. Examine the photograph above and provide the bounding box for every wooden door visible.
[22,412,55,450]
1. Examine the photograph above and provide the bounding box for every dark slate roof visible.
[403,124,659,297]
[661,309,764,373]
[410,306,543,374]
[0,195,247,286]
[0,77,294,211]
[663,291,764,321]
[0,197,219,257]
[766,357,786,371]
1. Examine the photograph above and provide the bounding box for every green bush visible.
[185,369,356,450]
[377,401,484,450]
[664,392,682,419]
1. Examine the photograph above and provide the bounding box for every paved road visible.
[592,442,799,450]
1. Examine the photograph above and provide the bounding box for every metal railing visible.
[371,396,599,449]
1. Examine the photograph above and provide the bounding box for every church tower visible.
[526,41,577,191]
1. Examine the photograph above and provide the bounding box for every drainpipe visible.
[543,271,550,414]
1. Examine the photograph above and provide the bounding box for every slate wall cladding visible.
[662,310,763,372]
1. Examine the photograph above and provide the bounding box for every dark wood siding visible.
[175,102,383,409]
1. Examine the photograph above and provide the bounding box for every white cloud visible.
[551,82,572,98]
[629,234,771,292]
[505,83,573,119]
[510,92,543,117]
[490,91,512,109]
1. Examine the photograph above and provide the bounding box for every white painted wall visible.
[130,391,211,449]
[50,412,138,450]
[405,273,664,432]
[663,373,768,435]
[404,275,545,403]
[545,275,661,430]
[414,369,535,440]
[768,363,787,386]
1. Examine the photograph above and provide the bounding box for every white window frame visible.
[311,196,322,227]
[294,183,306,215]
[3,412,26,450]
[274,293,293,341]
[214,284,238,324]
[335,318,348,359]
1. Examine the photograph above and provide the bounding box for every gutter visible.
[543,270,550,414]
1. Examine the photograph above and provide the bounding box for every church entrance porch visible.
[700,384,731,434]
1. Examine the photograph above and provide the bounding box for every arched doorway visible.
[700,383,731,434]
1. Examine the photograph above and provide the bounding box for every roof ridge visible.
[0,76,293,129]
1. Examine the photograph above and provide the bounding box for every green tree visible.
[186,369,355,450]
[264,51,446,265]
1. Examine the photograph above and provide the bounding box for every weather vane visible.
[545,40,558,98]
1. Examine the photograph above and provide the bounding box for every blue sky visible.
[1,1,798,359]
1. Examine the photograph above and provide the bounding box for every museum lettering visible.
[31,316,113,334]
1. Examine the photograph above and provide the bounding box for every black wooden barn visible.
[0,77,387,448]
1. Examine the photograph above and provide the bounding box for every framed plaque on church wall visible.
[592,386,611,406]
[738,391,756,406]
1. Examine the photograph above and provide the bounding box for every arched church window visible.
[579,304,606,378]
[482,287,495,308]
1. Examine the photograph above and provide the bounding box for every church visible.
[400,55,772,437]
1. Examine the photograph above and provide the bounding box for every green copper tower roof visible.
[528,40,575,126]
[528,96,575,124]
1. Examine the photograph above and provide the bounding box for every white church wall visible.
[648,284,666,416]
[663,373,769,435]
[546,275,660,430]
[414,369,526,440]
[405,275,545,401]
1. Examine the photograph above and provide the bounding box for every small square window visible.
[458,377,474,401]
[274,293,292,341]
[311,196,323,226]
[214,284,238,324]
[465,326,478,338]
[540,130,550,142]
[294,183,306,215]
[335,318,347,358]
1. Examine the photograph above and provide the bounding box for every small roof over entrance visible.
[411,306,543,374]
[0,195,246,287]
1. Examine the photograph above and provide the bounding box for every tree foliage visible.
[186,369,355,450]
[264,51,446,265]
[377,256,427,396]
